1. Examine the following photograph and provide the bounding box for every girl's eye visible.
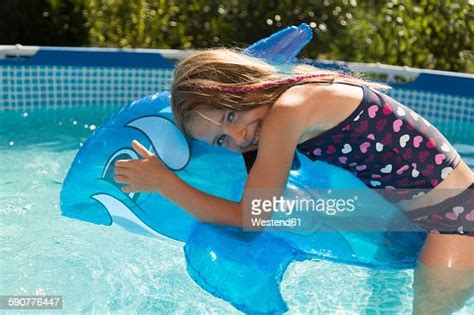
[227,111,235,123]
[216,135,226,146]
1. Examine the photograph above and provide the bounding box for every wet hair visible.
[171,48,389,137]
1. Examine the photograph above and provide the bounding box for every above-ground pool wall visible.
[0,46,176,113]
[1,46,473,139]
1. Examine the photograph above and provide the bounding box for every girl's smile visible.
[187,105,270,152]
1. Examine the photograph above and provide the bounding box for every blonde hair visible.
[171,48,389,137]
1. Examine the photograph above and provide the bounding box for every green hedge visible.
[1,0,472,72]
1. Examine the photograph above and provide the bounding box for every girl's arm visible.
[115,100,308,227]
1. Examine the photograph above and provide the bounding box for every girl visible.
[114,49,474,313]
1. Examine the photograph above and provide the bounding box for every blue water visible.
[1,108,473,314]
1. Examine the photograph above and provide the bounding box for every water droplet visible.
[84,124,89,129]
[37,169,48,175]
[35,287,45,295]
[22,112,29,118]
[89,124,96,131]
[72,120,77,125]
[9,141,14,146]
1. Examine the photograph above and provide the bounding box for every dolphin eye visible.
[216,134,226,146]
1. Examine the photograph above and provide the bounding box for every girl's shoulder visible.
[271,83,365,141]
[274,83,363,108]
[274,82,363,116]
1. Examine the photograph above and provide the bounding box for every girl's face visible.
[187,105,270,152]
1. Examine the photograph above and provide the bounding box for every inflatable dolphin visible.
[60,24,425,313]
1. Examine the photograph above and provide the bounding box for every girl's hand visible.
[114,140,173,193]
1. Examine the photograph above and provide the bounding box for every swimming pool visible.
[1,46,473,314]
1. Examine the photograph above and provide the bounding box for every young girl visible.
[114,49,474,313]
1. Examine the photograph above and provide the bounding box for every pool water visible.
[1,108,473,314]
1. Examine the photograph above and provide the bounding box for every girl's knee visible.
[418,233,474,269]
[413,233,474,314]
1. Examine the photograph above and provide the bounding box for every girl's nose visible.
[225,124,248,146]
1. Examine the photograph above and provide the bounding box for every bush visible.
[0,0,89,46]
[335,0,474,72]
[1,0,472,72]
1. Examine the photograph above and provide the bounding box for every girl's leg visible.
[413,233,474,314]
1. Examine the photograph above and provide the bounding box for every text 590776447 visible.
[0,295,62,309]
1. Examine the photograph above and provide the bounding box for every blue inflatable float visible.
[60,24,425,314]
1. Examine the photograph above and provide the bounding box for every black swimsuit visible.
[243,85,473,235]
[296,85,461,202]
